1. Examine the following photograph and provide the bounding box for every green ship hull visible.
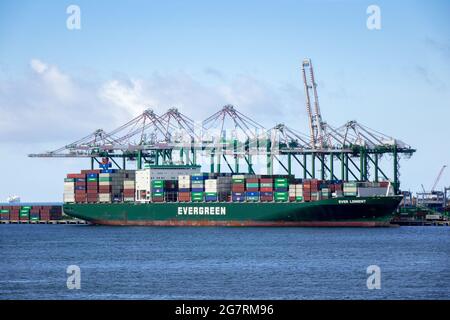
[63,196,402,227]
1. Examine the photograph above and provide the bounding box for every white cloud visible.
[0,60,307,148]
[30,59,48,74]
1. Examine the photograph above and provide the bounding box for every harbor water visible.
[0,225,449,299]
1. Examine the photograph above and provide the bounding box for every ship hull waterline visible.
[63,196,402,227]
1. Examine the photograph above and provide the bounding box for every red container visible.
[123,190,135,197]
[67,173,85,179]
[232,185,245,192]
[87,189,98,194]
[81,169,101,174]
[260,187,273,192]
[246,178,259,183]
[260,178,273,183]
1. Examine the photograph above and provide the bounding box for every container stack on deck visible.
[260,177,274,202]
[63,166,393,204]
[245,177,259,202]
[178,175,191,202]
[0,205,62,221]
[191,173,206,202]
[274,178,289,202]
[205,178,218,202]
[151,179,164,202]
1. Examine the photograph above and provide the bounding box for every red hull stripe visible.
[90,219,394,227]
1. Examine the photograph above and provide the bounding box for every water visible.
[0,225,449,300]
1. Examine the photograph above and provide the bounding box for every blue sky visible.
[0,0,449,201]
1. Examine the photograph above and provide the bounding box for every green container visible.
[64,178,75,182]
[0,209,9,213]
[274,178,287,183]
[246,196,259,201]
[99,177,112,182]
[30,217,39,221]
[152,192,164,197]
[295,196,304,202]
[87,177,98,182]
[274,192,288,199]
[21,206,31,210]
[205,192,217,197]
[20,209,30,213]
[191,192,204,197]
[20,213,29,217]
[232,179,245,184]
[245,183,259,188]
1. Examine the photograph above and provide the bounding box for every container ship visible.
[62,161,402,227]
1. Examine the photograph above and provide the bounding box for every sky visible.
[0,0,449,201]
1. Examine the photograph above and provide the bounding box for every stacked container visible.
[30,206,40,221]
[191,174,206,202]
[165,180,178,202]
[260,178,274,201]
[343,182,358,197]
[289,184,296,201]
[86,173,99,203]
[0,208,10,221]
[123,179,135,202]
[274,178,288,202]
[74,174,87,203]
[9,207,19,220]
[19,206,31,220]
[151,179,164,202]
[39,205,62,221]
[205,179,218,202]
[99,172,113,202]
[321,187,330,200]
[217,176,232,201]
[245,177,259,202]
[178,175,191,192]
[191,174,206,192]
[232,175,245,202]
[151,179,165,202]
[63,177,75,203]
[295,184,304,202]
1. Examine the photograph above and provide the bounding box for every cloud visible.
[30,59,48,74]
[0,60,307,150]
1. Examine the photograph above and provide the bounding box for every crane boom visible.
[301,58,325,149]
[431,165,447,192]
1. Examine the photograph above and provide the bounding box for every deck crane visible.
[431,165,447,192]
[301,58,326,149]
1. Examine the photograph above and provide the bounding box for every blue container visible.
[101,169,116,173]
[274,187,288,192]
[232,196,245,202]
[191,187,204,192]
[232,192,244,196]
[260,192,273,196]
[245,191,260,197]
[152,188,164,193]
[205,196,218,202]
[87,173,98,178]
[75,186,86,190]
[191,176,205,181]
[75,178,85,182]
[179,188,190,192]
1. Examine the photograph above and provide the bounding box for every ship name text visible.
[177,206,226,215]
